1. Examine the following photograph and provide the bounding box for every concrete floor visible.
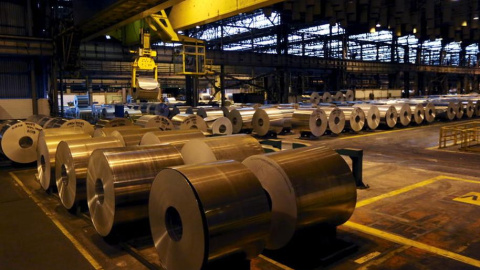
[1,119,480,270]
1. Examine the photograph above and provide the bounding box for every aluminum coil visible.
[424,102,436,123]
[133,77,160,100]
[55,137,124,210]
[196,107,225,119]
[243,145,356,250]
[93,126,141,137]
[124,109,142,119]
[87,144,184,237]
[150,160,270,270]
[205,116,233,135]
[227,108,255,133]
[171,114,207,132]
[320,107,345,134]
[37,132,91,190]
[345,90,354,101]
[134,115,173,130]
[154,103,170,117]
[0,121,43,163]
[26,114,49,123]
[462,100,475,118]
[291,108,328,137]
[140,129,205,149]
[410,104,425,125]
[181,134,264,165]
[322,92,332,103]
[333,91,346,102]
[393,103,412,127]
[377,105,398,128]
[101,107,115,119]
[434,102,456,121]
[455,102,464,119]
[74,95,89,108]
[95,118,133,128]
[310,92,321,105]
[177,106,194,114]
[43,118,94,136]
[252,108,285,136]
[145,103,159,115]
[353,104,380,130]
[110,128,159,146]
[39,128,87,138]
[340,107,365,132]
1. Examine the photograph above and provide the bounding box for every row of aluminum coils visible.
[29,123,356,269]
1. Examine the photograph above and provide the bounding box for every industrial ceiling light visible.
[413,27,417,34]
[376,23,381,28]
[462,21,468,26]
[474,16,479,20]
[370,27,376,33]
[105,35,111,40]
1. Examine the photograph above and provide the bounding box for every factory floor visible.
[1,119,480,270]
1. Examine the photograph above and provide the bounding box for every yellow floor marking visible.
[9,172,103,270]
[258,255,294,270]
[453,192,480,206]
[354,251,381,264]
[344,221,480,268]
[356,176,443,208]
[440,175,480,184]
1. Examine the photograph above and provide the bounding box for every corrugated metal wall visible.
[0,57,31,98]
[0,0,27,36]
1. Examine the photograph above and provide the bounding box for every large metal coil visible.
[377,105,398,128]
[37,132,91,190]
[462,100,475,118]
[181,134,264,165]
[424,102,437,123]
[154,103,170,117]
[101,107,115,119]
[242,145,356,250]
[74,95,89,108]
[124,108,142,119]
[140,129,205,149]
[410,104,425,125]
[39,127,88,138]
[149,160,271,270]
[43,118,94,136]
[95,118,133,128]
[291,108,328,137]
[171,114,208,132]
[310,92,321,105]
[319,106,345,134]
[252,108,286,136]
[205,116,233,135]
[93,126,141,137]
[454,101,464,119]
[134,115,173,130]
[110,128,159,146]
[26,114,50,124]
[55,137,125,210]
[145,103,159,115]
[0,120,43,163]
[393,103,412,127]
[322,92,332,103]
[227,108,256,133]
[333,91,346,102]
[196,107,226,119]
[87,144,184,237]
[177,106,194,114]
[277,107,294,129]
[133,77,160,100]
[345,90,355,101]
[353,104,380,130]
[434,101,456,121]
[340,107,365,132]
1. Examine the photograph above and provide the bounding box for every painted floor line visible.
[344,221,480,268]
[9,172,103,270]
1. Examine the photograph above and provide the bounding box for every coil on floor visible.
[140,129,205,149]
[319,107,346,134]
[171,114,208,132]
[340,107,366,132]
[433,102,456,121]
[410,104,425,125]
[345,90,355,101]
[134,115,173,130]
[243,145,356,250]
[149,160,271,270]
[377,105,398,128]
[353,104,380,130]
[55,136,125,210]
[110,128,159,146]
[43,118,94,136]
[227,108,256,133]
[181,134,264,165]
[462,100,475,118]
[393,103,412,127]
[310,92,321,105]
[252,108,286,136]
[205,116,233,135]
[424,102,436,123]
[93,126,141,137]
[95,118,133,128]
[333,91,346,102]
[0,120,43,163]
[87,144,184,237]
[37,132,92,190]
[291,108,328,137]
[322,92,332,103]
[195,107,226,119]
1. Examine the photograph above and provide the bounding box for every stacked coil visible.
[134,115,173,130]
[0,120,43,163]
[171,114,207,132]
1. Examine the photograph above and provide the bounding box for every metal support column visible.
[30,59,38,115]
[185,75,193,106]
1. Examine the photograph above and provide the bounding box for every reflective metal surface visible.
[454,101,464,119]
[333,91,345,102]
[243,145,356,250]
[181,134,264,165]
[463,100,475,118]
[55,136,124,210]
[340,107,365,132]
[205,117,233,135]
[434,102,456,121]
[0,120,42,163]
[252,108,285,136]
[140,129,205,149]
[310,92,320,104]
[43,118,94,136]
[37,132,91,190]
[393,103,412,127]
[196,107,225,119]
[227,108,256,133]
[93,126,141,137]
[150,160,270,270]
[95,118,133,128]
[110,128,159,146]
[424,102,437,123]
[87,144,184,237]
[291,108,328,137]
[171,114,208,132]
[410,104,425,125]
[134,115,173,130]
[353,104,380,130]
[319,106,345,134]
[133,77,159,100]
[345,90,354,101]
[377,105,398,128]
[322,92,332,103]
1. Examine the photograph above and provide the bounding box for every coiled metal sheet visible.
[181,134,264,165]
[55,136,124,210]
[26,114,49,124]
[227,108,256,133]
[243,145,356,250]
[93,126,141,137]
[353,104,380,130]
[74,95,89,108]
[462,100,475,118]
[322,92,332,103]
[101,107,115,119]
[319,107,345,134]
[154,103,170,117]
[410,104,425,125]
[43,118,94,136]
[310,92,321,105]
[124,108,143,119]
[177,106,194,114]
[95,118,133,128]
[393,103,412,127]
[110,128,159,146]
[134,115,173,130]
[377,105,398,128]
[133,77,160,100]
[340,107,365,132]
[205,116,233,135]
[0,120,43,163]
[291,108,328,137]
[37,132,91,190]
[454,101,464,119]
[87,144,184,237]
[424,102,436,123]
[150,160,270,270]
[171,114,207,132]
[333,91,345,102]
[140,129,205,149]
[345,90,354,101]
[434,101,456,121]
[252,108,285,136]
